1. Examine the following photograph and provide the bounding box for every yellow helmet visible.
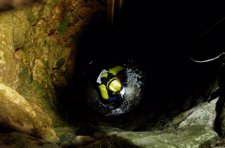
[107,77,122,92]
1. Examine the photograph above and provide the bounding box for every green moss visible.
[58,14,69,35]
[42,0,60,18]
[40,39,48,48]
[56,57,65,68]
[32,80,48,99]
[43,60,50,69]
[28,14,38,25]
[19,66,31,82]
[85,135,139,148]
[100,125,218,148]
[31,80,55,111]
[17,65,33,98]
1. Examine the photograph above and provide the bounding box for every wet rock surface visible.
[0,0,104,143]
[168,98,218,129]
[0,96,220,148]
[1,0,225,148]
[0,83,58,142]
[65,98,218,148]
[0,132,61,148]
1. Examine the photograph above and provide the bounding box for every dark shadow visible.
[0,0,40,12]
[55,0,225,132]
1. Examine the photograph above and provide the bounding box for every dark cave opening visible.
[56,1,225,132]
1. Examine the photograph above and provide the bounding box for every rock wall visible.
[0,0,104,142]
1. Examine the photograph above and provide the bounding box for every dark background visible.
[119,1,225,112]
[62,1,225,122]
[78,1,225,99]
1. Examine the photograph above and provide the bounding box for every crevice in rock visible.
[1,0,225,147]
[55,0,217,131]
[54,1,225,147]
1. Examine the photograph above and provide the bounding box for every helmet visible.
[107,77,122,92]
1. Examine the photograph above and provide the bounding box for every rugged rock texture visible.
[102,126,217,148]
[0,132,61,148]
[0,83,57,142]
[0,0,224,147]
[74,98,219,147]
[0,0,104,143]
[0,0,36,11]
[168,98,218,129]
